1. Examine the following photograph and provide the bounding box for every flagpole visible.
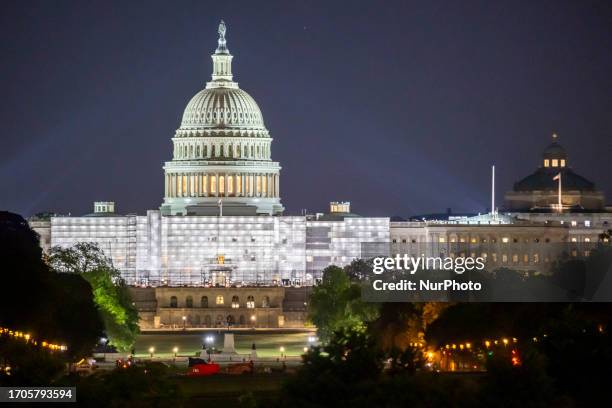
[491,165,495,216]
[557,173,562,212]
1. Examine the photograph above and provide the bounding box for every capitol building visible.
[27,22,611,328]
[36,22,390,288]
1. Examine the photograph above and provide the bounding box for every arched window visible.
[246,296,255,309]
[216,295,224,305]
[201,296,208,308]
[231,295,240,309]
[186,296,193,308]
[170,296,177,308]
[262,296,270,308]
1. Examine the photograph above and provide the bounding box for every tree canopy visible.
[48,242,139,352]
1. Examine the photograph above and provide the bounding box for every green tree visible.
[308,265,378,342]
[0,212,103,384]
[49,243,139,351]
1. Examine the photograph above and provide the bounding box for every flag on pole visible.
[553,173,562,212]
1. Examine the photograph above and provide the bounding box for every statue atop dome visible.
[215,20,229,55]
[218,20,226,40]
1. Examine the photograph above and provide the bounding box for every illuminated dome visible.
[504,134,605,211]
[161,21,283,216]
[180,87,265,129]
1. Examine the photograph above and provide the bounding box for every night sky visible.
[1,0,611,218]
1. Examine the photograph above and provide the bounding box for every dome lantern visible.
[209,20,235,86]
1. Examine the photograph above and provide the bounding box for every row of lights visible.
[146,335,318,358]
[0,327,67,351]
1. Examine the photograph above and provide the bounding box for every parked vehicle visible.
[187,362,220,376]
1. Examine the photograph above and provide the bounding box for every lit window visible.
[533,253,539,263]
[236,175,242,194]
[256,175,261,195]
[438,237,446,243]
[211,176,217,193]
[560,159,565,167]
[228,176,234,194]
[502,254,508,263]
[523,254,529,263]
[584,220,591,227]
[219,176,225,194]
[571,237,577,242]
[552,159,558,167]
[544,159,550,167]
[216,295,224,305]
[502,237,509,243]
[585,238,591,243]
[231,296,239,309]
[246,296,255,309]
[512,254,518,263]
[571,220,577,227]
[182,175,187,196]
[470,238,477,244]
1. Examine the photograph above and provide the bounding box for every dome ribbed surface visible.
[180,87,265,129]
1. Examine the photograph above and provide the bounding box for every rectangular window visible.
[236,175,242,194]
[211,176,217,193]
[190,175,196,196]
[262,175,267,195]
[560,159,566,167]
[256,175,261,195]
[552,159,559,167]
[182,175,187,196]
[219,176,225,194]
[228,175,234,194]
[544,159,550,167]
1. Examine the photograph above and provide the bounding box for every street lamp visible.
[149,346,155,358]
[279,346,285,359]
[250,315,256,329]
[173,346,179,358]
[205,335,214,361]
[182,315,187,330]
